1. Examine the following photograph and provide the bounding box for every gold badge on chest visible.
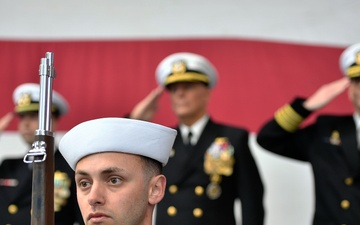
[329,130,341,146]
[204,137,235,199]
[54,171,71,212]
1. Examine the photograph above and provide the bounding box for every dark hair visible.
[140,156,163,180]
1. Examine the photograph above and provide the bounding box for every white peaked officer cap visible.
[156,52,218,89]
[339,43,360,78]
[13,83,69,116]
[59,118,177,170]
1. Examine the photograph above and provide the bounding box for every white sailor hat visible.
[156,52,218,89]
[339,43,360,78]
[59,118,177,170]
[13,83,69,117]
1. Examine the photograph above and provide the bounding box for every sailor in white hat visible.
[59,117,177,169]
[0,83,83,225]
[59,117,176,225]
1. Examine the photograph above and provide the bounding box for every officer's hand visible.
[303,77,350,111]
[0,112,14,132]
[130,86,164,121]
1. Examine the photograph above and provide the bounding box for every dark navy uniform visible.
[257,43,360,225]
[154,52,264,225]
[156,118,264,225]
[0,83,83,225]
[0,149,84,225]
[257,98,360,225]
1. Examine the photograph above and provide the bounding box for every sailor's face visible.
[75,152,151,225]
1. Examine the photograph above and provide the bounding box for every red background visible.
[0,38,350,132]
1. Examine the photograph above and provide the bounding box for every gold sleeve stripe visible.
[274,104,304,132]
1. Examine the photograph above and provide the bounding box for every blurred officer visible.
[0,83,83,225]
[257,43,360,224]
[154,52,265,225]
[59,118,177,225]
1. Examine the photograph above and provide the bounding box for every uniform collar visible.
[180,114,209,145]
[353,113,360,130]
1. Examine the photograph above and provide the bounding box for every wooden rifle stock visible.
[24,52,56,225]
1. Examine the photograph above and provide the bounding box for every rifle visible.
[23,52,56,225]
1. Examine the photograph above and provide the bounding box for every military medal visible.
[203,137,235,200]
[54,171,71,212]
[204,137,235,175]
[206,182,222,200]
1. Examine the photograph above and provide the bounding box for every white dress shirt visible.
[180,115,209,146]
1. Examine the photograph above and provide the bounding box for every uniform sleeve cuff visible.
[290,98,312,118]
[274,97,311,132]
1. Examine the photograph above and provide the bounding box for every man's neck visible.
[179,112,207,127]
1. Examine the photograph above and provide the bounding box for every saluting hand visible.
[303,77,350,111]
[130,86,164,121]
[0,112,14,132]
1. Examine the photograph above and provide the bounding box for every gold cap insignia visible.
[165,60,209,86]
[17,93,32,107]
[15,93,41,113]
[171,61,187,74]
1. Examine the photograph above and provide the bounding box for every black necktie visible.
[187,131,193,147]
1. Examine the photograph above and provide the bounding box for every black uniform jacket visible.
[0,149,83,225]
[156,118,264,225]
[257,99,360,225]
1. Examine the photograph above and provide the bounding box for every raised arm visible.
[129,86,164,121]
